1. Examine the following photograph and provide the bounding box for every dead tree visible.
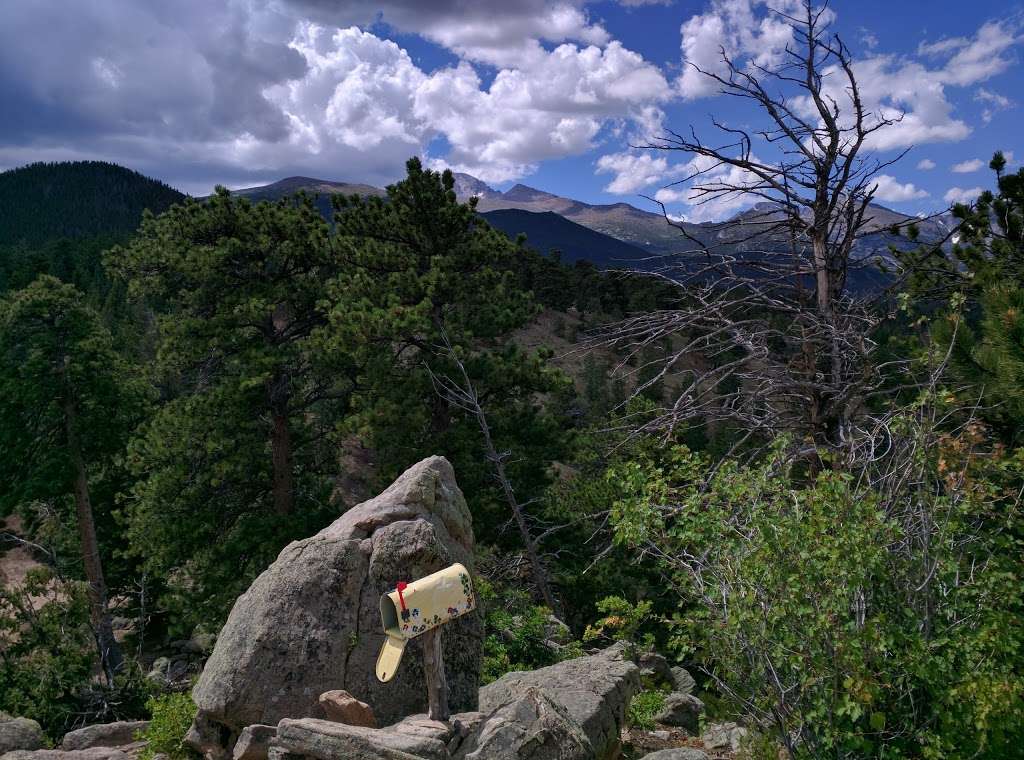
[598,0,922,467]
[426,333,558,612]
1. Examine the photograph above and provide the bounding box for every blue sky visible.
[0,1,1020,220]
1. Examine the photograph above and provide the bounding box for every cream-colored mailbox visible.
[375,563,476,720]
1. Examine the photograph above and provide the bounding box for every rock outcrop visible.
[453,689,591,759]
[478,642,639,757]
[187,456,482,760]
[61,722,149,751]
[265,644,640,760]
[0,717,45,755]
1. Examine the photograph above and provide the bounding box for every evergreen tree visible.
[108,190,353,625]
[903,152,1024,442]
[0,276,146,681]
[330,158,572,596]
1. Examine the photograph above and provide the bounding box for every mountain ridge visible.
[228,170,949,263]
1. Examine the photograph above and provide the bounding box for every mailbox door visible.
[375,634,406,683]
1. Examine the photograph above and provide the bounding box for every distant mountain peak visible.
[501,184,559,203]
[451,172,499,200]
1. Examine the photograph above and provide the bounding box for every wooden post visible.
[421,627,449,722]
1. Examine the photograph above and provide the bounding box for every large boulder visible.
[263,645,640,760]
[0,717,45,754]
[453,689,591,760]
[187,457,482,759]
[61,722,149,751]
[478,642,640,759]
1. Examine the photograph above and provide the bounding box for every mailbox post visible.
[375,563,476,721]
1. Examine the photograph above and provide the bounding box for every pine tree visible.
[329,158,570,603]
[108,190,353,624]
[0,276,146,681]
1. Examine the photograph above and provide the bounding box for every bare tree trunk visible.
[271,406,293,516]
[427,338,558,612]
[812,232,831,316]
[64,394,123,683]
[477,415,558,612]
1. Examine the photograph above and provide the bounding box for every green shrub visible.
[479,577,583,684]
[627,689,667,730]
[608,432,1024,758]
[583,596,655,656]
[0,568,94,739]
[138,693,198,760]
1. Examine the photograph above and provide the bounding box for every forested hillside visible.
[0,162,185,294]
[0,162,184,246]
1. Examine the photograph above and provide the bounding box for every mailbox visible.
[375,562,476,683]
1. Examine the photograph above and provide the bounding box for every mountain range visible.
[0,161,951,278]
[233,171,952,274]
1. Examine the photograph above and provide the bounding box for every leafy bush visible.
[479,577,583,684]
[627,689,667,730]
[608,430,1024,758]
[0,568,94,739]
[138,693,197,760]
[583,596,655,656]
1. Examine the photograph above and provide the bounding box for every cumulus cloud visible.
[0,0,672,190]
[677,0,806,100]
[674,4,1021,152]
[944,186,984,204]
[952,158,985,173]
[284,0,610,68]
[596,151,673,193]
[917,158,936,170]
[416,40,670,181]
[871,175,929,202]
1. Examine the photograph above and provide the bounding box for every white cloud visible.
[677,0,807,100]
[285,1,611,69]
[596,151,671,193]
[651,155,764,222]
[871,174,929,202]
[975,87,1014,123]
[674,5,1020,152]
[944,186,984,204]
[952,158,984,173]
[925,21,1021,87]
[415,40,671,181]
[803,18,1019,151]
[0,0,672,189]
[916,158,936,170]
